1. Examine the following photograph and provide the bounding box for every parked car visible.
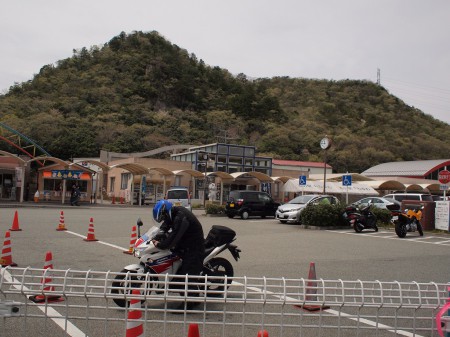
[275,194,339,224]
[166,187,192,211]
[225,190,280,220]
[352,197,400,210]
[383,193,434,203]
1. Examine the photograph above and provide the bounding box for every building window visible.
[217,155,227,164]
[218,145,228,154]
[229,156,242,165]
[229,146,244,156]
[244,158,254,166]
[120,173,130,190]
[110,177,115,192]
[245,147,255,156]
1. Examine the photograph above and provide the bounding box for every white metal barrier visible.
[0,267,448,337]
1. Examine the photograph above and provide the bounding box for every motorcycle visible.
[391,205,424,238]
[111,219,241,307]
[342,202,378,233]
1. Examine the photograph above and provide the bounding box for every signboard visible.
[299,175,307,186]
[51,170,84,180]
[435,201,450,231]
[342,175,352,186]
[438,170,450,184]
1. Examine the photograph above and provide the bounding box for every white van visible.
[383,193,434,203]
[166,187,192,211]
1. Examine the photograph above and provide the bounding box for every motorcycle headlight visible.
[134,249,141,258]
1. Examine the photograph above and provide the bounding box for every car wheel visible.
[241,211,249,220]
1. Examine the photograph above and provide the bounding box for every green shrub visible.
[205,203,226,215]
[372,208,393,226]
[301,204,347,227]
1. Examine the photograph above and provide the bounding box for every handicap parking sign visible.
[342,175,352,186]
[299,175,307,186]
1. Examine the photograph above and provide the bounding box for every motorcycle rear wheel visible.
[395,222,407,238]
[202,257,234,297]
[111,269,156,307]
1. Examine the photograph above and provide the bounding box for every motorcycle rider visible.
[151,199,205,310]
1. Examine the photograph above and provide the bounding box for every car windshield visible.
[287,195,316,204]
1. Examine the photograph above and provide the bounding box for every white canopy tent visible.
[283,178,378,195]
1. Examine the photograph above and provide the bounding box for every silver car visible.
[352,197,400,210]
[275,194,339,224]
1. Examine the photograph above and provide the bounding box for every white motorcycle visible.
[112,219,240,307]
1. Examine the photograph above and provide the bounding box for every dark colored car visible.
[225,190,280,220]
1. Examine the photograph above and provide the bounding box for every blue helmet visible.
[153,200,173,223]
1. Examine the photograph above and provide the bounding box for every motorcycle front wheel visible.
[201,257,234,297]
[353,221,363,233]
[111,269,156,307]
[395,222,407,238]
[417,221,424,236]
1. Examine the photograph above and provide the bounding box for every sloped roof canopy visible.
[364,180,406,191]
[72,160,110,171]
[0,150,26,164]
[362,159,450,177]
[271,176,293,183]
[207,171,234,180]
[148,167,174,176]
[33,156,70,168]
[110,163,149,175]
[230,172,273,182]
[309,173,374,182]
[172,169,205,178]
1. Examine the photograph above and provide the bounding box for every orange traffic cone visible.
[188,324,200,337]
[0,231,17,267]
[125,289,144,337]
[10,210,22,231]
[124,225,137,254]
[29,251,64,303]
[56,210,67,231]
[257,330,269,337]
[84,217,98,242]
[296,262,329,312]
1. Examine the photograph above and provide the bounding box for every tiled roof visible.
[362,159,450,177]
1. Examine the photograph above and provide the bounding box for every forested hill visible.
[0,30,449,173]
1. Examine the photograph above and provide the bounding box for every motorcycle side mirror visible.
[137,218,144,227]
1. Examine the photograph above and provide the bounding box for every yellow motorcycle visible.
[391,206,424,238]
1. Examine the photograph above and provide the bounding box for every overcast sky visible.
[1,0,449,124]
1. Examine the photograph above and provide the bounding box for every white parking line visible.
[329,229,450,246]
[2,270,88,337]
[233,281,423,337]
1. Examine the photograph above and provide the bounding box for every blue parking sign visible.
[299,175,307,186]
[342,175,352,186]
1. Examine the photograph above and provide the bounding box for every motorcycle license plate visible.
[392,216,398,220]
[174,202,182,206]
[229,203,234,208]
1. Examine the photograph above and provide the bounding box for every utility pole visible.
[377,68,381,86]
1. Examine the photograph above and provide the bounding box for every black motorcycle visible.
[343,202,378,233]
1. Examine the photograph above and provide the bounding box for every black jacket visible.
[156,206,204,252]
